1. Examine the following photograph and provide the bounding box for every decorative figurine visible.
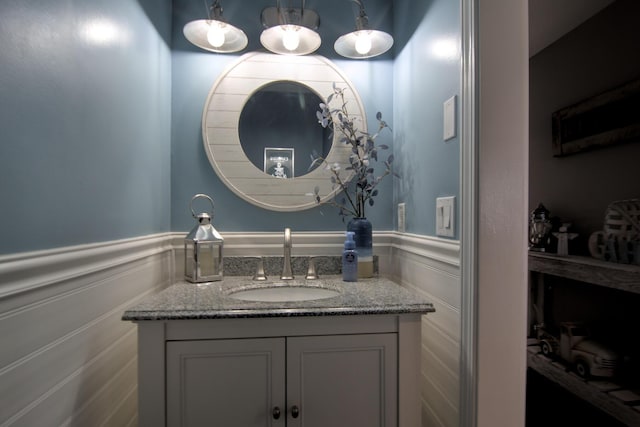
[553,223,578,256]
[535,322,620,378]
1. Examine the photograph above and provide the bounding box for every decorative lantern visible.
[184,194,224,283]
[529,203,553,252]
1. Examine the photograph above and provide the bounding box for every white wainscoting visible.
[0,231,459,427]
[0,234,174,427]
[388,233,461,427]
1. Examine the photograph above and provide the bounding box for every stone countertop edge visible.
[122,276,435,321]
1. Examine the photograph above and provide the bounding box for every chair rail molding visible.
[0,233,175,299]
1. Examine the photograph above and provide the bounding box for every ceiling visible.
[529,0,615,57]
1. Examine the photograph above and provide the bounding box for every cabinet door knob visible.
[272,407,281,420]
[291,405,300,418]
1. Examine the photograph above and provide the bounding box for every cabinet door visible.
[286,334,398,427]
[166,338,285,427]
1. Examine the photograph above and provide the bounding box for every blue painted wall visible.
[170,0,396,233]
[393,0,461,238]
[0,0,173,255]
[170,0,460,237]
[0,0,460,255]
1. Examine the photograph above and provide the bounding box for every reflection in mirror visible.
[239,82,331,178]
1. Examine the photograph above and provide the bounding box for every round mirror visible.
[238,81,330,178]
[202,52,366,212]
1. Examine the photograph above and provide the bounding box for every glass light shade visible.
[335,29,393,59]
[281,26,300,51]
[183,19,248,53]
[260,25,320,55]
[260,6,320,56]
[207,22,226,47]
[355,33,372,55]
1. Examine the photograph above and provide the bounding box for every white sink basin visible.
[229,285,340,302]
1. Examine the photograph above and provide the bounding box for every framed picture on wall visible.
[264,147,294,179]
[552,77,640,156]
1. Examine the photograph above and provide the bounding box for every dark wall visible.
[529,0,640,255]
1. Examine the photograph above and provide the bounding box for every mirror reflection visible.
[239,81,331,179]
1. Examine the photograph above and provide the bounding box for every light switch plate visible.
[436,196,455,237]
[443,95,456,141]
[397,203,406,233]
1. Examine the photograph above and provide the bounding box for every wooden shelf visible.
[528,253,640,425]
[528,252,640,294]
[527,344,640,426]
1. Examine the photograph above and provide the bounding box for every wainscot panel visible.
[0,234,173,426]
[389,233,461,427]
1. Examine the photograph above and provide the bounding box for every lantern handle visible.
[189,194,215,218]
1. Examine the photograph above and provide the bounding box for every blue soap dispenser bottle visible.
[342,231,358,282]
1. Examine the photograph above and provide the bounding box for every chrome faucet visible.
[281,227,294,280]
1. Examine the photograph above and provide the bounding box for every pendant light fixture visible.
[260,0,321,56]
[183,0,248,53]
[334,0,393,59]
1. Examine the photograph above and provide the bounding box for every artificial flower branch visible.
[310,83,398,220]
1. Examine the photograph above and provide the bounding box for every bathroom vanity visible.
[123,276,434,427]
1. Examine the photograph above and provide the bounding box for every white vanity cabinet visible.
[136,315,421,427]
[166,333,397,427]
[166,337,285,427]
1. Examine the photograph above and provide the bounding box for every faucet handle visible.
[252,257,268,281]
[305,257,320,280]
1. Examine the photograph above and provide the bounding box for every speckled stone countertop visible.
[122,276,435,321]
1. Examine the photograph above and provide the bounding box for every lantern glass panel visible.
[198,242,220,278]
[184,242,196,281]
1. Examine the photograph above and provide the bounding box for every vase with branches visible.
[310,83,397,219]
[310,83,397,277]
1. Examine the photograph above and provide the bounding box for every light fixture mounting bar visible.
[209,0,223,20]
[353,0,370,30]
[261,6,320,30]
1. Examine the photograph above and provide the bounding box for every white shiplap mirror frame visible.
[202,52,367,212]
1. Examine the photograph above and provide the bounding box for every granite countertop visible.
[122,276,435,321]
